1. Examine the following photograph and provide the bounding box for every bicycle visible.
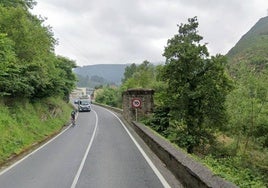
[71,110,76,127]
[71,117,76,127]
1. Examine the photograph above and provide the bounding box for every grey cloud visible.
[32,0,268,65]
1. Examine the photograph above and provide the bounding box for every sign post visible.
[131,98,142,121]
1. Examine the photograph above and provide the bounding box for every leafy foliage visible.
[202,155,266,188]
[95,16,268,186]
[0,0,36,9]
[0,1,76,100]
[0,0,77,169]
[121,60,156,90]
[95,86,121,108]
[94,60,165,108]
[226,62,268,150]
[146,106,170,137]
[161,17,233,153]
[226,16,268,151]
[0,33,32,96]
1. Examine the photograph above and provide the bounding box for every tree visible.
[121,60,156,90]
[121,63,137,83]
[161,17,233,153]
[52,56,77,101]
[0,33,33,97]
[226,62,268,151]
[95,86,121,107]
[0,6,56,63]
[0,3,76,100]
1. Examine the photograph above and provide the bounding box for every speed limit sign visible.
[132,98,142,108]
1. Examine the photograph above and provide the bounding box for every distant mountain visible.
[74,64,129,87]
[227,16,268,63]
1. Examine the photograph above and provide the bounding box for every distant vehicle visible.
[74,99,79,104]
[78,99,91,112]
[80,95,90,99]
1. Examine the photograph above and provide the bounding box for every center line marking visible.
[70,110,98,188]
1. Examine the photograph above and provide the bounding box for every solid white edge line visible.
[104,108,171,188]
[0,122,73,176]
[70,110,98,188]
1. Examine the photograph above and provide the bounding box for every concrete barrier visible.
[130,121,238,188]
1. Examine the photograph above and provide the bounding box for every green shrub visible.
[202,155,267,188]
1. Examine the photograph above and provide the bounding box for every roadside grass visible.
[202,154,267,188]
[0,97,72,165]
[200,134,268,188]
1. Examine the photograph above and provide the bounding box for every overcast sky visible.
[31,0,268,66]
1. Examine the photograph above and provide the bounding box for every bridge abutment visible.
[122,88,154,122]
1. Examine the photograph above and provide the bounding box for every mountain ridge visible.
[227,16,268,62]
[74,64,129,87]
[74,16,268,87]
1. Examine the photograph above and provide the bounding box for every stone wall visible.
[122,89,154,122]
[130,121,238,188]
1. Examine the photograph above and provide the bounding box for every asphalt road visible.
[0,105,174,188]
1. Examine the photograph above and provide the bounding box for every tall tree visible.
[161,17,233,153]
[0,2,76,100]
[121,60,156,90]
[121,63,137,83]
[54,56,77,101]
[0,33,33,97]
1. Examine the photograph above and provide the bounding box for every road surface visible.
[0,105,180,188]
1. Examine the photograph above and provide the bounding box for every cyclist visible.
[71,110,76,126]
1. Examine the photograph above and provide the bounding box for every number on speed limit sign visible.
[132,98,142,108]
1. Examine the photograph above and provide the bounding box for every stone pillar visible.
[122,88,154,122]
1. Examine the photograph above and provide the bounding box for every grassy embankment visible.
[200,135,268,188]
[0,97,73,165]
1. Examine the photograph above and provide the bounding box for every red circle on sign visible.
[132,98,141,108]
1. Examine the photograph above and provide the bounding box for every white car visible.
[78,99,91,112]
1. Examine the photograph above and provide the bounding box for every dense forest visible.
[95,17,268,187]
[0,0,77,165]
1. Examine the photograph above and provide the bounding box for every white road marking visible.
[0,122,73,176]
[104,108,171,188]
[1,107,170,188]
[70,110,98,188]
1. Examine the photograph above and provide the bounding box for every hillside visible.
[227,16,268,63]
[0,97,72,165]
[74,64,129,87]
[223,16,268,187]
